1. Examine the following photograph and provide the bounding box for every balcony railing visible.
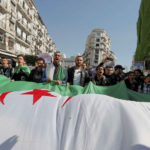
[17,19,32,34]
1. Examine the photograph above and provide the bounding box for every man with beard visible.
[28,58,45,83]
[67,56,89,86]
[0,57,13,79]
[43,51,67,85]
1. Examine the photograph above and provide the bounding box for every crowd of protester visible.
[0,51,150,94]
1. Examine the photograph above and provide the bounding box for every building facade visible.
[82,28,116,67]
[0,0,56,58]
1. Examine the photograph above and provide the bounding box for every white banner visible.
[0,90,150,150]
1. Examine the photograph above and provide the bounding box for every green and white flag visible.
[0,75,150,150]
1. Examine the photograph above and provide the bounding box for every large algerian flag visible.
[0,75,150,150]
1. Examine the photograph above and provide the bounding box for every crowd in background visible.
[0,51,150,94]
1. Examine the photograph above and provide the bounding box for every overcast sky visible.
[34,0,141,68]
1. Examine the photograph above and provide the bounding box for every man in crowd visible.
[67,56,89,86]
[138,74,150,94]
[124,71,138,91]
[12,55,30,81]
[134,69,144,85]
[92,64,108,86]
[0,57,13,78]
[110,65,125,85]
[104,65,114,85]
[43,51,67,85]
[28,58,45,83]
[82,63,87,70]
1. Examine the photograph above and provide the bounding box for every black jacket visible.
[12,69,29,81]
[67,67,89,86]
[0,66,13,78]
[28,68,43,83]
[93,75,108,86]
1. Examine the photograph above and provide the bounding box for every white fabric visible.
[73,69,81,85]
[0,92,150,150]
[46,63,55,80]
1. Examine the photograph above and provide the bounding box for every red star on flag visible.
[22,89,56,105]
[0,92,12,105]
[61,97,72,108]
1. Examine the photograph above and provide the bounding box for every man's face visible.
[75,57,83,67]
[128,73,135,80]
[96,67,104,76]
[135,71,140,78]
[145,77,150,84]
[82,63,87,69]
[115,68,123,74]
[1,59,8,67]
[17,56,25,65]
[37,60,44,70]
[53,52,61,64]
[105,67,113,76]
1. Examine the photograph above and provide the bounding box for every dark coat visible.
[67,66,89,86]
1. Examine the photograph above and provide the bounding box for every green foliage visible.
[135,0,150,62]
[24,55,38,66]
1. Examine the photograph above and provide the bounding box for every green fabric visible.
[0,75,150,102]
[53,64,66,81]
[14,65,30,76]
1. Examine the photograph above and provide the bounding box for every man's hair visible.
[96,64,104,71]
[17,54,25,59]
[54,51,61,55]
[1,57,7,60]
[75,55,83,60]
[105,66,113,69]
[36,57,45,63]
[127,71,134,76]
[134,69,142,74]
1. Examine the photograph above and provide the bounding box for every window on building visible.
[97,32,100,36]
[0,32,5,44]
[95,55,98,60]
[11,1,16,10]
[96,44,99,47]
[16,26,21,38]
[23,1,25,9]
[22,32,26,41]
[18,0,23,7]
[95,49,99,54]
[94,61,98,64]
[17,11,22,20]
[96,38,100,42]
[9,20,15,32]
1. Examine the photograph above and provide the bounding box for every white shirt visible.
[73,69,81,85]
